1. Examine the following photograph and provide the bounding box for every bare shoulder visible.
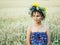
[27,24,33,33]
[42,24,49,32]
[27,24,32,29]
[43,24,49,30]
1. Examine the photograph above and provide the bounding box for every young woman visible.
[26,3,50,45]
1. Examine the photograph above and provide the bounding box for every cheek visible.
[37,17,42,20]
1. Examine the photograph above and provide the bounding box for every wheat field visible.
[0,0,60,45]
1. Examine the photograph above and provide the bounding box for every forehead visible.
[33,11,40,15]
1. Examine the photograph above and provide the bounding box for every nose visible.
[34,16,38,20]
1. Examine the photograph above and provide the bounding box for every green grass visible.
[0,15,60,45]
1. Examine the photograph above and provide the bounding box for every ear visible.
[41,16,43,20]
[41,16,45,20]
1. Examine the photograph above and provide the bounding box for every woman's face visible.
[32,11,42,23]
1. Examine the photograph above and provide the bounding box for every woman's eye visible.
[36,15,40,17]
[33,15,40,17]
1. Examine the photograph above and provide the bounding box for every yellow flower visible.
[32,3,38,7]
[44,7,46,11]
[32,3,39,10]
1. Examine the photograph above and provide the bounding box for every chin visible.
[35,21,41,23]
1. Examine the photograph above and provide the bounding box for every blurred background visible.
[0,0,60,45]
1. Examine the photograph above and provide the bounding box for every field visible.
[0,14,60,45]
[0,0,60,45]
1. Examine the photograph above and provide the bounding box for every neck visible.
[34,21,41,27]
